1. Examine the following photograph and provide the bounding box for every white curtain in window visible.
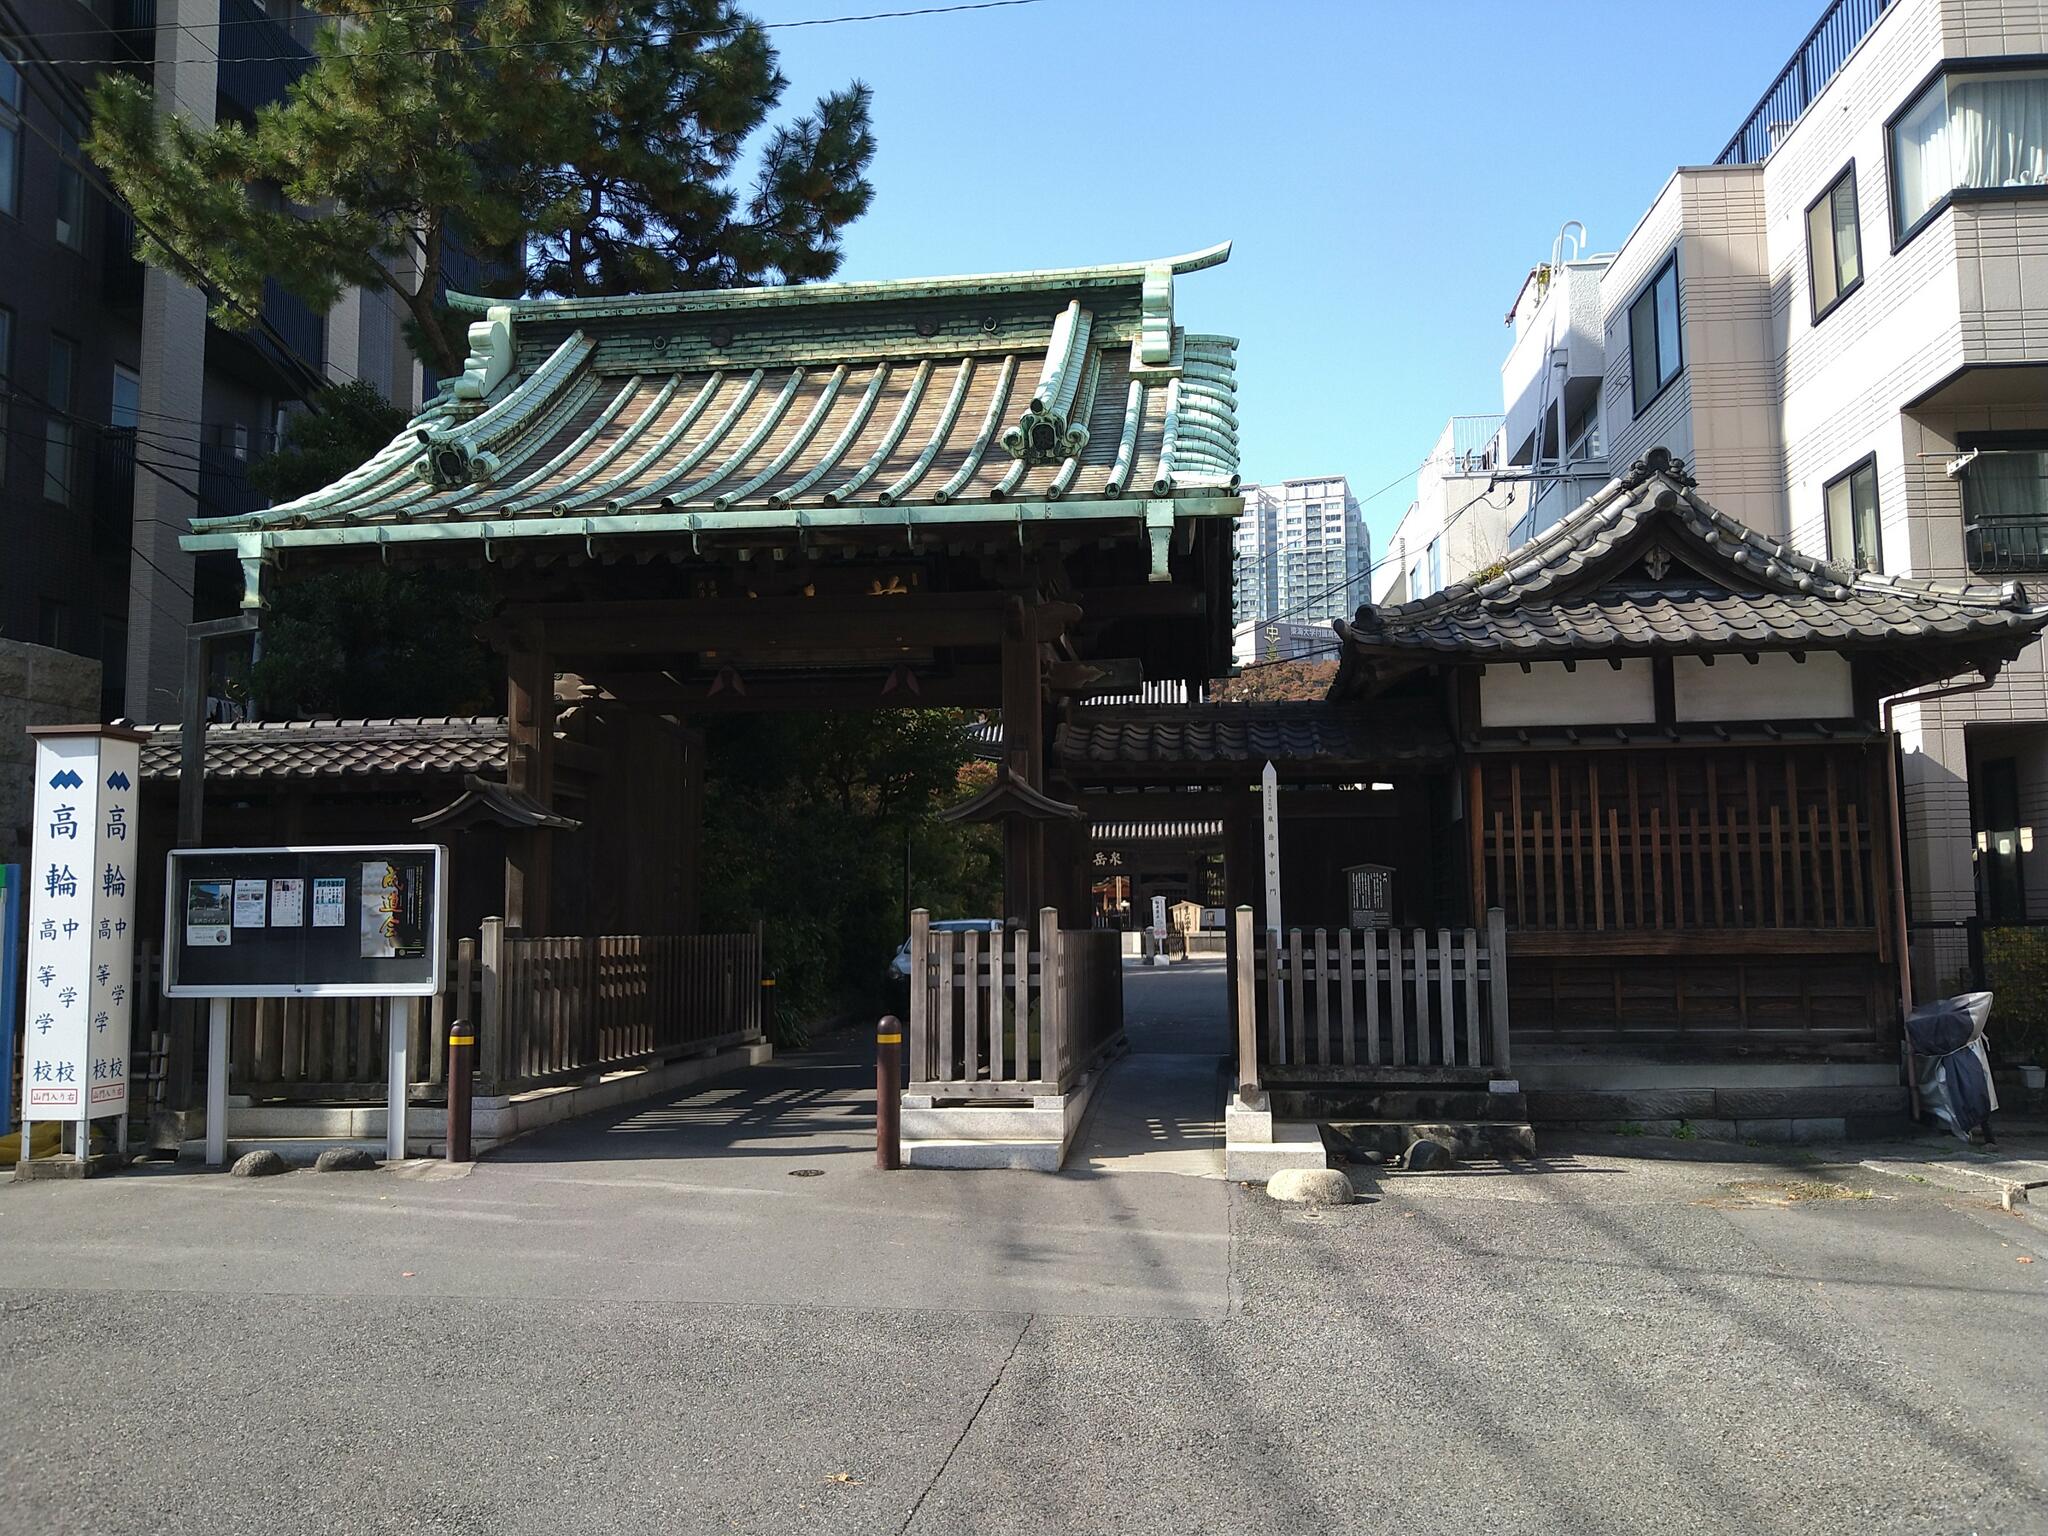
[1895,84,1950,228]
[1948,73,2048,192]
[1966,452,2048,520]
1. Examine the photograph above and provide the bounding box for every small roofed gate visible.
[906,909,1123,1097]
[1231,908,1511,1092]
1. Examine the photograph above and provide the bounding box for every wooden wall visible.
[1466,743,1897,1053]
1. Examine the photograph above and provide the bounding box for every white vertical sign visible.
[23,729,140,1136]
[1260,759,1282,935]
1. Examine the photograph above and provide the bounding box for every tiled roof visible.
[184,246,1241,568]
[1090,819,1225,842]
[139,717,506,783]
[1336,453,2048,690]
[1056,702,1452,778]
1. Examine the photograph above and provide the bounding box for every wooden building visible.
[1056,453,2048,1154]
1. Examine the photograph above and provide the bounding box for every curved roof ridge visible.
[444,242,1232,319]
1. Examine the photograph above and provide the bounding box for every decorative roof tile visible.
[139,717,507,783]
[1056,702,1452,778]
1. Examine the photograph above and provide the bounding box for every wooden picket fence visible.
[1234,907,1510,1089]
[470,922,764,1094]
[908,908,1124,1099]
[128,925,765,1103]
[132,940,445,1101]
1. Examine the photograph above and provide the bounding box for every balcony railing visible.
[1966,518,2048,574]
[1432,414,1505,475]
[1716,0,1892,166]
[217,0,312,119]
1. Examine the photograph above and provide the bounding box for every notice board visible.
[162,845,448,998]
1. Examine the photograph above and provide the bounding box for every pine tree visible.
[88,0,877,378]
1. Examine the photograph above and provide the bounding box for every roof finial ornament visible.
[413,428,478,490]
[450,304,514,402]
[1626,446,1695,489]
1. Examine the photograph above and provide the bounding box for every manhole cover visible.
[788,1168,826,1178]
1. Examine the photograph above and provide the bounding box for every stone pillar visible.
[123,0,218,723]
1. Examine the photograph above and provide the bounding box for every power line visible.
[18,0,1048,65]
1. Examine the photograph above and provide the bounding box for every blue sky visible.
[766,0,1819,549]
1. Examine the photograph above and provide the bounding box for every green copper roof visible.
[182,244,1242,590]
[441,241,1232,320]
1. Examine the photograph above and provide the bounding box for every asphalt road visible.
[2,960,2045,1535]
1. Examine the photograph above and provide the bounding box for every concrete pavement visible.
[3,960,2046,1534]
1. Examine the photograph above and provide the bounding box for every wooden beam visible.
[496,594,1082,655]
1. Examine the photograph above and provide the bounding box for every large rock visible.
[314,1146,379,1172]
[1403,1138,1456,1172]
[1267,1168,1355,1205]
[230,1149,289,1178]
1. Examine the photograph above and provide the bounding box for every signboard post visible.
[1260,760,1282,937]
[1150,893,1169,966]
[163,845,447,1166]
[20,726,143,1171]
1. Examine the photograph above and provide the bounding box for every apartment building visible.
[1406,0,2048,982]
[1373,414,1527,605]
[1231,476,1369,664]
[0,1,417,722]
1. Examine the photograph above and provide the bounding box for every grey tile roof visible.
[139,717,507,783]
[1056,702,1451,776]
[1339,453,2048,671]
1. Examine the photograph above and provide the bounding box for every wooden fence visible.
[1234,907,1509,1090]
[908,908,1125,1099]
[467,922,764,1094]
[133,925,764,1103]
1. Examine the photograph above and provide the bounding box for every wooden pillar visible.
[1001,598,1045,925]
[504,630,556,935]
[677,724,705,935]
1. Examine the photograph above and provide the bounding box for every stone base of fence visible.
[194,1037,771,1158]
[1222,1088,1329,1184]
[900,1051,1114,1171]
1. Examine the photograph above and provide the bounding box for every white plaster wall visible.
[1672,651,1854,720]
[1479,660,1657,727]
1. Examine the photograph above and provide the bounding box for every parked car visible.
[887,919,1003,980]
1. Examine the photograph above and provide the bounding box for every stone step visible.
[1324,1119,1538,1161]
[1277,1088,1528,1123]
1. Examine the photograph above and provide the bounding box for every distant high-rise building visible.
[1231,476,1368,664]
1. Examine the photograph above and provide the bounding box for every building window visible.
[1961,437,2048,573]
[1890,65,2048,243]
[1627,255,1682,416]
[0,43,19,219]
[54,122,86,252]
[1806,164,1862,321]
[0,307,10,487]
[1824,456,1881,574]
[44,335,75,504]
[111,365,141,429]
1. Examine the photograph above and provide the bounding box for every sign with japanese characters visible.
[22,727,142,1128]
[162,845,446,999]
